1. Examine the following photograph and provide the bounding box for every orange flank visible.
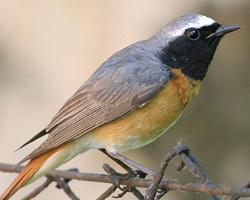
[89,68,201,152]
[0,143,70,200]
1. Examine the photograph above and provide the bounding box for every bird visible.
[0,13,239,199]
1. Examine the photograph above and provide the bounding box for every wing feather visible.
[20,42,172,162]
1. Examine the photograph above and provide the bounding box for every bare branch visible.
[102,163,144,199]
[177,146,222,200]
[101,150,146,199]
[48,175,80,200]
[145,145,189,199]
[1,144,250,200]
[96,185,117,200]
[229,181,250,200]
[21,178,53,200]
[1,162,250,198]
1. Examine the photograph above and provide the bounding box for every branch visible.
[96,185,117,200]
[102,163,144,199]
[1,162,250,198]
[145,145,189,199]
[230,181,250,200]
[48,175,80,200]
[21,178,52,200]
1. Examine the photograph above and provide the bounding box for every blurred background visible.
[0,0,249,199]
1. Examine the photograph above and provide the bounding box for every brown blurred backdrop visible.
[0,1,249,199]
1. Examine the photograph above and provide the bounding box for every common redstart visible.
[1,13,239,199]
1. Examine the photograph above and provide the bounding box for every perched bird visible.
[1,13,239,199]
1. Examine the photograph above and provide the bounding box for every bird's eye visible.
[187,29,200,40]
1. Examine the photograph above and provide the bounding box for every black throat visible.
[159,26,221,80]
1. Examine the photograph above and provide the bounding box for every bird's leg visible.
[106,151,156,176]
[100,149,136,175]
[102,163,145,199]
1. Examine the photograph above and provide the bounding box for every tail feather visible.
[0,145,63,200]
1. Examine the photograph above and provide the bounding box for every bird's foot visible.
[102,163,145,199]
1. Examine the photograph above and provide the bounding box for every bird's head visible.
[152,14,240,80]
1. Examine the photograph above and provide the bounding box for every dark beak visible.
[215,25,240,36]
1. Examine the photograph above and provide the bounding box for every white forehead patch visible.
[191,15,215,29]
[175,15,215,36]
[158,14,216,39]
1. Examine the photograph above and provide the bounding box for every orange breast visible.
[89,68,201,152]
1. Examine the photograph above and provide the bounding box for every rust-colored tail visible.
[0,147,61,200]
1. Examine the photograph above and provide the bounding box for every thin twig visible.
[102,163,144,199]
[145,145,222,200]
[101,150,146,199]
[145,145,189,199]
[49,175,80,200]
[178,147,222,200]
[21,178,53,200]
[229,181,250,200]
[129,187,145,200]
[179,150,209,180]
[96,185,117,200]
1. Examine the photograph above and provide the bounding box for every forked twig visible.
[48,175,80,200]
[102,163,144,199]
[145,145,222,200]
[145,145,188,199]
[230,181,250,200]
[21,178,53,200]
[96,185,118,200]
[1,144,250,199]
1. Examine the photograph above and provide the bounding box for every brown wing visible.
[20,45,172,162]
